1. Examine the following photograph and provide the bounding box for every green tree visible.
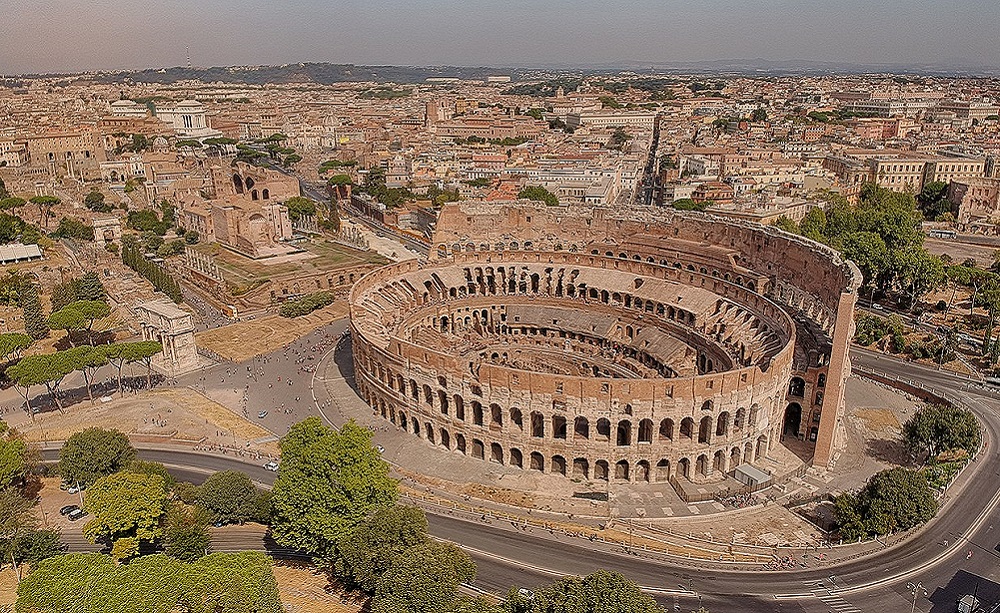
[335,505,429,591]
[10,529,62,568]
[518,185,559,207]
[834,467,937,540]
[104,341,163,391]
[125,460,176,493]
[20,284,48,341]
[750,107,768,122]
[270,418,398,560]
[47,306,86,346]
[771,216,799,234]
[327,173,353,187]
[0,487,41,583]
[671,198,708,211]
[6,352,74,413]
[184,230,200,244]
[64,345,108,404]
[0,333,32,363]
[15,553,116,611]
[187,551,282,613]
[0,429,30,488]
[68,300,110,345]
[51,217,95,241]
[15,552,190,613]
[58,427,136,486]
[904,403,980,458]
[109,553,189,608]
[84,190,110,213]
[0,197,26,212]
[174,481,200,505]
[83,471,167,545]
[916,181,952,220]
[164,501,211,562]
[843,232,890,294]
[892,249,946,308]
[371,542,477,613]
[504,570,665,613]
[284,196,317,223]
[127,209,161,232]
[197,470,261,525]
[5,355,49,416]
[28,196,59,229]
[49,280,77,313]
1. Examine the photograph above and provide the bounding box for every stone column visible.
[813,289,856,467]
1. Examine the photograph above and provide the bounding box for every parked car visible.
[263,461,279,472]
[67,483,85,495]
[376,445,385,454]
[59,505,79,516]
[67,509,87,521]
[257,410,268,419]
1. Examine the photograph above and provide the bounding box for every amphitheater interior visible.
[349,202,860,489]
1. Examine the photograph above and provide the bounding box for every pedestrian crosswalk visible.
[811,588,863,613]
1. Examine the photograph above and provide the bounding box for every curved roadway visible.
[47,348,1000,612]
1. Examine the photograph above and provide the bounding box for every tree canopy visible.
[335,505,429,591]
[284,196,316,223]
[916,181,953,221]
[6,352,75,412]
[0,333,32,362]
[505,570,665,613]
[197,470,264,525]
[270,418,398,561]
[904,403,980,458]
[58,428,136,486]
[163,502,211,562]
[834,467,938,540]
[775,185,944,307]
[83,471,167,547]
[371,541,477,613]
[0,429,30,488]
[15,551,281,613]
[517,185,559,207]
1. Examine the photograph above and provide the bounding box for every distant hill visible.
[7,59,1000,85]
[84,63,528,85]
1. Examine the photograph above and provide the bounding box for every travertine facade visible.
[349,202,860,485]
[135,300,199,376]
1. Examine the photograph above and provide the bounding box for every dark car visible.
[59,505,79,516]
[67,508,87,521]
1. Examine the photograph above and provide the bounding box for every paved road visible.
[43,345,1000,612]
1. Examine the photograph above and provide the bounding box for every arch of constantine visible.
[349,202,860,488]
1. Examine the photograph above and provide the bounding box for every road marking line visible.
[452,541,696,596]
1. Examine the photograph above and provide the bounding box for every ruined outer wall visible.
[350,247,800,482]
[429,202,861,468]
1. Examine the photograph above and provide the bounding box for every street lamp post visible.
[907,581,928,613]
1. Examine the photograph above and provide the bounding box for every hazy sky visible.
[2,0,999,74]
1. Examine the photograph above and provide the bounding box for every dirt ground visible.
[8,388,279,457]
[196,302,349,363]
[273,563,363,613]
[651,502,820,547]
[0,567,15,609]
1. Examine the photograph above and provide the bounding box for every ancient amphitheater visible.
[349,202,860,489]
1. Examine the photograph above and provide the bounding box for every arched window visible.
[638,419,653,443]
[616,420,632,446]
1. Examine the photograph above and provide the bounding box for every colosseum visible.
[349,202,860,489]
